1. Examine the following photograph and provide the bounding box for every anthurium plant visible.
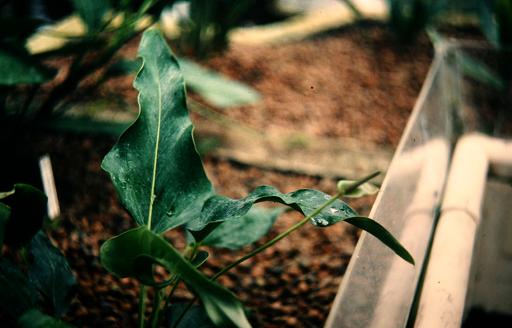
[99,28,414,328]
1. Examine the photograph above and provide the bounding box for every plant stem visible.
[212,171,380,280]
[162,243,200,327]
[150,288,163,328]
[139,284,147,328]
[212,191,343,280]
[172,191,344,328]
[174,172,380,327]
[343,171,381,194]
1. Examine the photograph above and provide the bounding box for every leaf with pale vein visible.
[101,29,214,233]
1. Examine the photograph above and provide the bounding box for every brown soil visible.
[4,24,433,327]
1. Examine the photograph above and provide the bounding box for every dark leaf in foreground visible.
[28,231,77,316]
[2,184,47,248]
[101,227,251,328]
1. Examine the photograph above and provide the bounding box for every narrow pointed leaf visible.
[202,207,284,250]
[187,186,358,237]
[100,227,251,328]
[101,29,214,233]
[28,231,77,316]
[345,217,414,265]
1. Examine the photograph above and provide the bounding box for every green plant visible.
[386,0,512,48]
[177,0,283,56]
[0,0,180,189]
[0,184,76,327]
[0,0,175,124]
[99,28,413,327]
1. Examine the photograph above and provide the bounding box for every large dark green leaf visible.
[2,184,47,248]
[28,232,77,316]
[100,227,251,328]
[167,304,216,328]
[102,29,215,233]
[202,207,284,250]
[0,47,53,85]
[345,217,414,265]
[72,0,110,32]
[17,309,71,328]
[187,186,358,235]
[0,203,10,249]
[0,259,37,318]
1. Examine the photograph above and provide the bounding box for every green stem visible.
[175,171,380,327]
[343,171,381,194]
[172,191,343,328]
[212,191,343,280]
[163,243,200,327]
[150,288,163,328]
[139,284,147,328]
[212,171,380,280]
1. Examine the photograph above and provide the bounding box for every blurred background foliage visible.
[1,0,510,120]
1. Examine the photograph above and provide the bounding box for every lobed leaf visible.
[101,29,215,234]
[187,186,358,238]
[100,227,251,328]
[28,232,77,316]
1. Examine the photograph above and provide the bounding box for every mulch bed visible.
[4,24,433,327]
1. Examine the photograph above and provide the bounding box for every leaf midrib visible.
[147,64,163,230]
